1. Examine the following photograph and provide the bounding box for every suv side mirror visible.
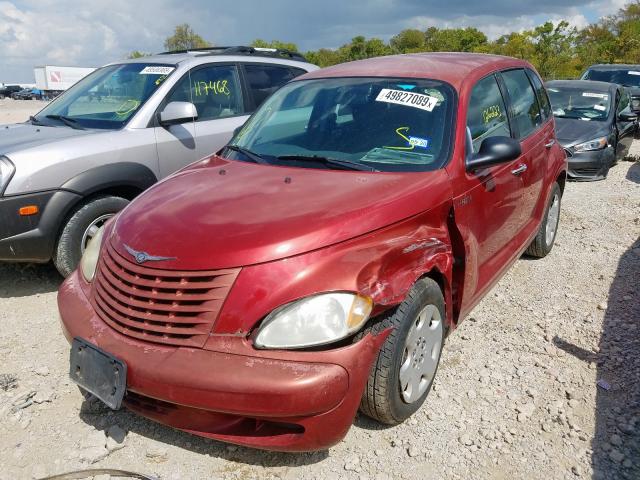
[618,111,638,122]
[466,136,522,172]
[159,102,197,126]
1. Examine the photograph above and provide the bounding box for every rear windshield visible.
[547,86,611,121]
[229,77,456,172]
[582,68,640,88]
[35,63,176,130]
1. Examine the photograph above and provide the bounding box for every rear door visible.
[452,73,527,314]
[154,63,248,178]
[615,88,635,159]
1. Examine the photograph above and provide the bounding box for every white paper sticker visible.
[375,88,438,112]
[594,105,606,111]
[140,66,175,75]
[583,92,608,99]
[628,70,640,76]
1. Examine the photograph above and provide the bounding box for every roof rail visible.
[158,46,308,62]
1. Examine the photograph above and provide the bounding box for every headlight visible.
[573,137,608,153]
[80,226,105,282]
[0,156,16,195]
[254,293,373,349]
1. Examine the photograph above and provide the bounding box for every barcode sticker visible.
[375,88,438,112]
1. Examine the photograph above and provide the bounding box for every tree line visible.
[131,1,640,80]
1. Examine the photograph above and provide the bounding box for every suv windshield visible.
[228,77,455,172]
[35,63,176,130]
[547,86,611,121]
[582,68,640,87]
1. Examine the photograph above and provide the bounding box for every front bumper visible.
[0,190,81,262]
[565,147,614,181]
[58,271,388,451]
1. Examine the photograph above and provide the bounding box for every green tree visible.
[305,48,342,67]
[424,27,488,52]
[251,39,299,52]
[127,51,151,59]
[390,29,426,53]
[164,24,211,51]
[528,21,578,79]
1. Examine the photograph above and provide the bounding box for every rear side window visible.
[501,69,542,139]
[467,75,511,153]
[527,70,552,120]
[166,65,244,122]
[244,65,306,108]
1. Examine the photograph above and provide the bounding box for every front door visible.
[615,89,636,160]
[154,64,248,178]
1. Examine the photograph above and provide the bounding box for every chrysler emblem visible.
[124,244,176,264]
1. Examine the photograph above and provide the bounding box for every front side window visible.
[229,77,456,172]
[617,90,630,114]
[501,69,542,139]
[547,86,611,121]
[467,75,511,153]
[166,65,243,122]
[36,63,176,129]
[583,68,640,87]
[244,64,306,108]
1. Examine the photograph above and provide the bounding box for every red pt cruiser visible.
[58,53,567,451]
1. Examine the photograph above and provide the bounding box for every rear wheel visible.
[53,196,129,277]
[358,277,445,425]
[525,182,561,258]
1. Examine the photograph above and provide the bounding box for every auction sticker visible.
[376,88,438,112]
[628,71,640,76]
[140,66,175,75]
[582,92,608,99]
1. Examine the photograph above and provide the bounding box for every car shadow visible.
[0,262,62,298]
[626,161,640,184]
[553,237,640,478]
[78,405,328,468]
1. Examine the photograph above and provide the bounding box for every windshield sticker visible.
[482,105,502,124]
[139,66,175,75]
[628,71,640,76]
[548,88,559,92]
[384,127,430,151]
[583,92,608,99]
[194,80,231,97]
[594,105,606,111]
[376,88,438,112]
[397,84,416,90]
[155,74,168,86]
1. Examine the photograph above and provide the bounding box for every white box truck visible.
[34,66,95,97]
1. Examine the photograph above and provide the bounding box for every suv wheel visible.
[525,182,561,258]
[358,277,445,425]
[53,195,129,277]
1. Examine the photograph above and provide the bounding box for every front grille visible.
[91,241,240,347]
[572,166,601,176]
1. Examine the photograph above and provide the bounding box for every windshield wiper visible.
[45,114,85,130]
[277,154,378,172]
[28,115,47,126]
[225,144,270,165]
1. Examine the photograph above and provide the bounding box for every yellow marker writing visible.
[384,127,415,151]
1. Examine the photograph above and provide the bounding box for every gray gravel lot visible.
[0,101,639,480]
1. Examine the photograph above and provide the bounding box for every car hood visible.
[0,122,91,155]
[110,156,452,270]
[554,117,611,148]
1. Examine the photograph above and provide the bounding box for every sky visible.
[0,0,630,83]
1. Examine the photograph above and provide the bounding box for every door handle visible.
[511,164,527,175]
[545,139,556,148]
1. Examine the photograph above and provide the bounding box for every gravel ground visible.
[0,103,639,480]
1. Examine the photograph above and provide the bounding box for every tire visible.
[358,277,446,425]
[525,182,561,258]
[53,195,129,277]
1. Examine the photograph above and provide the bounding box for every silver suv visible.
[0,46,317,276]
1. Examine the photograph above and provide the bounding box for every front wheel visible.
[358,277,445,425]
[525,182,561,258]
[53,196,129,277]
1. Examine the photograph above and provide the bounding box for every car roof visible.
[546,79,617,92]
[585,64,640,70]
[298,52,533,89]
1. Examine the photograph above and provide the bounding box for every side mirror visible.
[618,111,638,122]
[159,101,197,126]
[466,136,522,172]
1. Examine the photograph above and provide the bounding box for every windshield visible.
[547,86,611,121]
[228,77,455,172]
[35,63,176,129]
[582,68,640,87]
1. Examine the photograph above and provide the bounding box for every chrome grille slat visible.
[91,241,239,347]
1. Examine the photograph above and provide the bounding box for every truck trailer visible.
[34,65,95,98]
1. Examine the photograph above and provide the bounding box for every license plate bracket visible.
[69,337,127,410]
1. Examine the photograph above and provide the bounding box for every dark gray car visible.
[546,79,637,181]
[581,64,640,114]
